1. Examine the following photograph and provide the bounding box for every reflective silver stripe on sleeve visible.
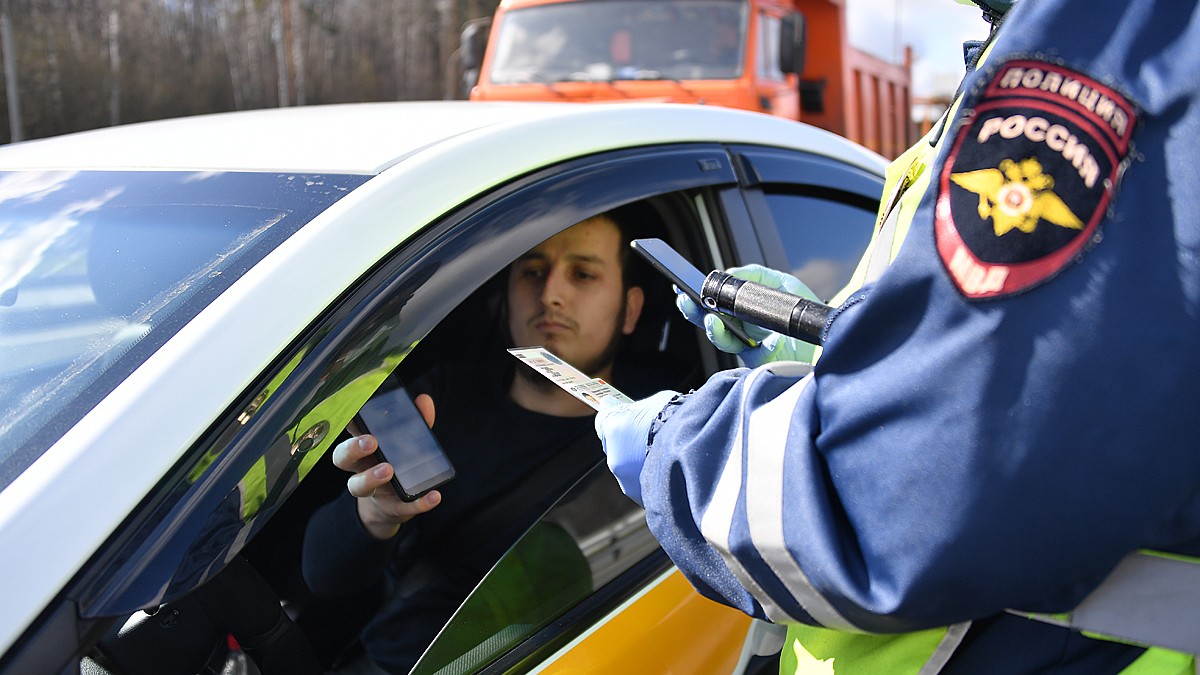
[1022,551,1200,655]
[744,363,861,633]
[918,622,972,675]
[699,367,797,623]
[699,363,862,630]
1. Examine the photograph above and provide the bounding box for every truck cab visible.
[464,0,806,121]
[462,0,915,158]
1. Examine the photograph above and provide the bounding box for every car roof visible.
[0,101,886,175]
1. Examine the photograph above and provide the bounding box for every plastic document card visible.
[508,347,633,411]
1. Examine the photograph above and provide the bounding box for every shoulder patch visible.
[935,60,1136,299]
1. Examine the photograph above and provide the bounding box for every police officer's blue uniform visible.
[622,0,1200,671]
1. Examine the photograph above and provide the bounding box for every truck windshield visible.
[490,0,747,84]
[0,170,367,492]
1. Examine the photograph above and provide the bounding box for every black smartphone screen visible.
[630,238,757,348]
[356,387,455,501]
[631,237,708,301]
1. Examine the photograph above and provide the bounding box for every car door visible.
[410,147,884,674]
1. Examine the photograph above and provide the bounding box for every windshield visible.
[0,170,367,492]
[489,0,747,84]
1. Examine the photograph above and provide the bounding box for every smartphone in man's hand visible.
[355,387,455,501]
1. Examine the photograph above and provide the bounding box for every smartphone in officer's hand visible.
[355,386,455,502]
[630,238,757,348]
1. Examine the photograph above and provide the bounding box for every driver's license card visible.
[507,347,633,411]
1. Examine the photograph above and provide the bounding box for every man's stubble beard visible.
[512,297,628,393]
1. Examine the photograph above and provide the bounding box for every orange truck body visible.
[464,0,914,158]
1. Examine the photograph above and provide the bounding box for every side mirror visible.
[459,17,492,73]
[779,12,806,75]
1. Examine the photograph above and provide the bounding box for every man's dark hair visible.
[605,201,659,292]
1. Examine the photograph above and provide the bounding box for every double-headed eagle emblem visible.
[950,157,1083,236]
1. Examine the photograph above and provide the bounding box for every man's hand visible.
[675,264,820,368]
[595,390,678,505]
[335,393,441,540]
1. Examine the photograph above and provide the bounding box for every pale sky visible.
[845,0,994,99]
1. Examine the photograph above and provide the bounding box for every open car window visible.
[321,190,725,674]
[404,193,738,675]
[401,148,885,674]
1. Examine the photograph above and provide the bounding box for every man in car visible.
[302,212,647,674]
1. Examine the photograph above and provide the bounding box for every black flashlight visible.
[701,271,831,346]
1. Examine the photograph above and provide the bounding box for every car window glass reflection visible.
[0,170,365,491]
[762,192,875,301]
[413,465,651,674]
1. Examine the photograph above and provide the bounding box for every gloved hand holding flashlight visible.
[676,264,823,368]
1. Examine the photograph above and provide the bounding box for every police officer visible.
[596,0,1200,672]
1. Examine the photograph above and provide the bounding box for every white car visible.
[0,101,885,674]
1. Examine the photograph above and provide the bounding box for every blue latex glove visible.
[595,390,679,505]
[675,264,821,368]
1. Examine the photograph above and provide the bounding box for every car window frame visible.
[411,182,774,675]
[386,155,755,675]
[730,145,884,276]
[410,146,888,674]
[73,144,742,615]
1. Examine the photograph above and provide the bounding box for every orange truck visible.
[461,0,914,158]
